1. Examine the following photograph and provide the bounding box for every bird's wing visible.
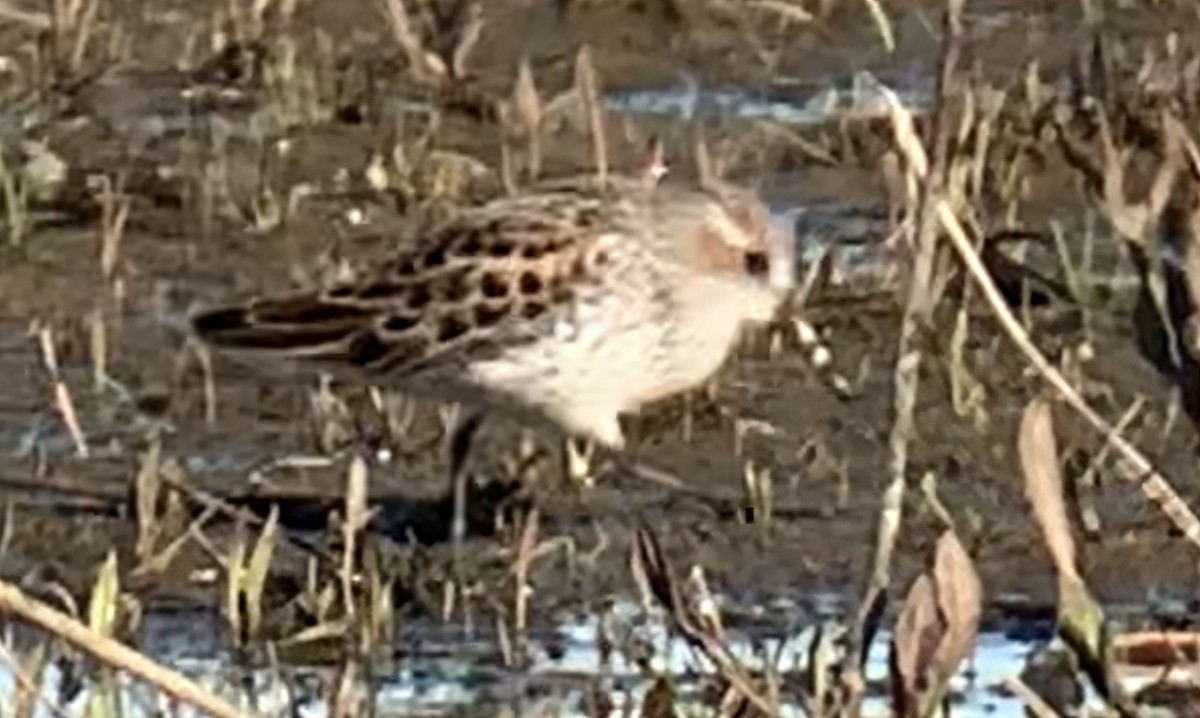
[190,190,625,381]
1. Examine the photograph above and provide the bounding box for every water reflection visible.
[0,598,1053,718]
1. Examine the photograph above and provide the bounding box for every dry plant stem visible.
[841,2,962,712]
[574,47,607,183]
[499,132,516,196]
[630,530,778,716]
[134,504,220,578]
[195,340,217,425]
[938,201,1200,548]
[1075,398,1145,534]
[0,1,50,28]
[35,327,88,459]
[512,507,539,648]
[0,580,252,718]
[526,132,541,183]
[158,473,328,561]
[450,3,483,80]
[0,640,71,718]
[379,0,446,84]
[341,456,370,621]
[97,177,129,285]
[860,0,895,52]
[66,0,98,77]
[1004,676,1064,718]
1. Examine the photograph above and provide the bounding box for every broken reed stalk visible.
[512,57,542,182]
[192,338,218,425]
[1003,676,1065,718]
[841,1,963,713]
[379,0,447,84]
[574,46,607,183]
[512,506,539,655]
[497,102,517,196]
[937,200,1200,548]
[455,4,484,78]
[0,579,251,718]
[341,456,370,621]
[860,0,895,53]
[156,470,330,561]
[34,324,88,459]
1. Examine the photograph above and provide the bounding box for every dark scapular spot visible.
[407,283,432,309]
[519,272,543,296]
[521,242,547,260]
[437,313,471,342]
[454,230,484,256]
[474,302,511,328]
[383,314,421,333]
[481,272,509,298]
[520,301,547,320]
[488,239,515,257]
[392,256,418,276]
[570,256,587,278]
[421,246,447,268]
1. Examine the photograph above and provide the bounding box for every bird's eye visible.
[743,251,770,277]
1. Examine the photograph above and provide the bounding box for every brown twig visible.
[1004,676,1064,718]
[840,2,964,713]
[630,527,779,716]
[0,579,252,718]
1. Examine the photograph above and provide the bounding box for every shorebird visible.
[191,167,795,544]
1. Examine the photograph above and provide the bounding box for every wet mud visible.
[0,0,1198,702]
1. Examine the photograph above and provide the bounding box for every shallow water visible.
[0,597,1059,718]
[606,72,934,126]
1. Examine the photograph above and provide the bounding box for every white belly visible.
[466,276,751,444]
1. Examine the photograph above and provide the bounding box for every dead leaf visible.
[1019,398,1078,580]
[891,574,944,718]
[931,530,982,686]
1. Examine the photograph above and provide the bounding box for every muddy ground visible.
[1,0,1199,649]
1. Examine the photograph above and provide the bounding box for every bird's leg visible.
[567,415,689,493]
[446,405,486,585]
[603,440,737,513]
[562,437,598,488]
